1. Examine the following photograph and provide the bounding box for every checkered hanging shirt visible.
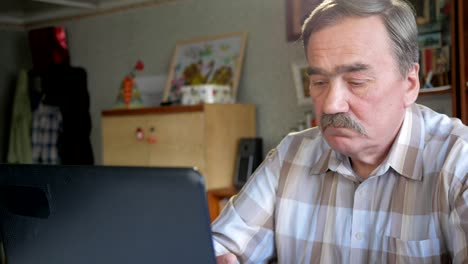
[212,104,468,263]
[31,103,63,164]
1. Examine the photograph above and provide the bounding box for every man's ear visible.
[403,63,420,107]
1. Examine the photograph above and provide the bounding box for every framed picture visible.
[285,0,323,42]
[413,0,430,24]
[163,32,247,103]
[291,60,312,106]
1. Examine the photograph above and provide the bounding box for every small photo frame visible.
[413,0,431,24]
[163,32,247,103]
[291,60,312,106]
[285,0,323,42]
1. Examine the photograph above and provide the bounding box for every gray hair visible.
[302,0,419,77]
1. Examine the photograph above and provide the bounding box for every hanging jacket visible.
[7,69,32,163]
[41,65,94,165]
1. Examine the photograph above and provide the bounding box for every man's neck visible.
[349,130,399,179]
[350,158,384,179]
[349,111,407,179]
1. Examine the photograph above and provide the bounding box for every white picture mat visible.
[134,75,166,107]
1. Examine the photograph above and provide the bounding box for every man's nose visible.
[322,81,349,115]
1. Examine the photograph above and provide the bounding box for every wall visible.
[0,29,32,162]
[417,93,452,115]
[61,0,310,164]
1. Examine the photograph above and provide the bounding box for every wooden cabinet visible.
[206,187,238,222]
[454,0,468,124]
[101,104,256,190]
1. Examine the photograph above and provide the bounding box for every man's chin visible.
[323,136,360,156]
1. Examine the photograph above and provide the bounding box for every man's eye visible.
[311,80,328,88]
[348,80,367,88]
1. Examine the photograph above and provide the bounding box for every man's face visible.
[306,16,419,159]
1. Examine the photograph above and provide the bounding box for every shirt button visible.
[355,232,363,240]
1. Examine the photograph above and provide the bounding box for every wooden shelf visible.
[102,104,205,116]
[419,85,452,95]
[206,186,238,222]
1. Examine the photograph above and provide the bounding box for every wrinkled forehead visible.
[307,16,392,53]
[305,16,399,75]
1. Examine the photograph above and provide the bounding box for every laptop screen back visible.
[0,164,216,264]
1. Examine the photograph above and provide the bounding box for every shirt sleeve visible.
[211,146,282,264]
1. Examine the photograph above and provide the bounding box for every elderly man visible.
[212,0,468,263]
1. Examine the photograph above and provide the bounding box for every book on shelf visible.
[420,45,450,88]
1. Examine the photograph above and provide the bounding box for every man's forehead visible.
[305,16,391,54]
[305,17,394,76]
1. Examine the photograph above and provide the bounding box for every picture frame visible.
[163,32,247,103]
[411,0,432,25]
[291,60,312,106]
[285,0,323,42]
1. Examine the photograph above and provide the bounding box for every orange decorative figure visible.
[123,76,134,108]
[147,127,157,144]
[115,59,145,109]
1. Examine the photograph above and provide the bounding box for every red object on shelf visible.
[28,26,70,74]
[147,127,157,144]
[135,60,144,71]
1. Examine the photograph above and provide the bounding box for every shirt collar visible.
[309,147,332,175]
[385,104,425,181]
[309,104,425,181]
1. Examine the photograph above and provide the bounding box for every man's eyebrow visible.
[335,63,371,74]
[307,66,326,76]
[307,63,372,76]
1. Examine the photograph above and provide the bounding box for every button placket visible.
[350,185,368,247]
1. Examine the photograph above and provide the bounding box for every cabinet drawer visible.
[147,112,205,173]
[102,116,150,166]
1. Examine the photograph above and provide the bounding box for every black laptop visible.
[0,164,216,264]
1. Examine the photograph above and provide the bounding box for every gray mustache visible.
[320,113,367,135]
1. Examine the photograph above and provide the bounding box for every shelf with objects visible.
[414,0,452,95]
[412,0,468,124]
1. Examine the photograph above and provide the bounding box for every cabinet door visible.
[147,112,205,174]
[102,115,150,166]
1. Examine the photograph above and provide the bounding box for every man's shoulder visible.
[288,127,323,139]
[275,127,329,164]
[281,127,325,148]
[418,105,468,179]
[418,104,468,143]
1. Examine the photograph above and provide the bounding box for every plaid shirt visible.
[31,103,63,164]
[212,104,468,263]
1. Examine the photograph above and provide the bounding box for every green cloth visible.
[7,69,32,163]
